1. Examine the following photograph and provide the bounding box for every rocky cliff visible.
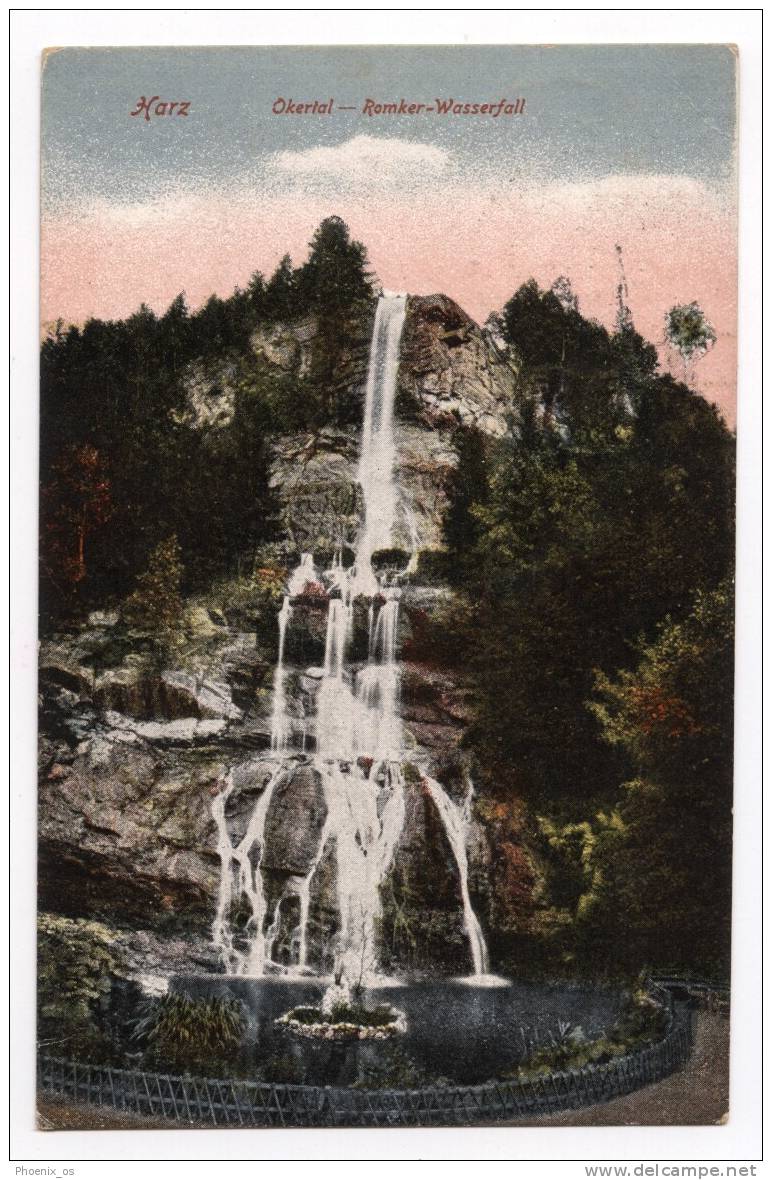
[38,588,508,974]
[38,293,533,983]
[263,294,519,554]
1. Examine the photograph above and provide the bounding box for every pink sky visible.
[41,173,737,425]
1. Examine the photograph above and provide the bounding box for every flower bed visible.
[276,1003,407,1042]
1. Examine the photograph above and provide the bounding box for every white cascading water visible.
[269,597,293,755]
[424,777,490,976]
[212,292,490,983]
[356,293,406,571]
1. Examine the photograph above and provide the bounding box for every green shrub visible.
[354,1044,445,1090]
[509,987,668,1080]
[205,566,286,635]
[284,1003,396,1028]
[122,536,184,632]
[121,536,185,669]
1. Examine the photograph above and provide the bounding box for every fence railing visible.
[37,1000,692,1128]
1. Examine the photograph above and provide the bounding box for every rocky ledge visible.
[399,294,519,436]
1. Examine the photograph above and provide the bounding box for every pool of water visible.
[171,974,627,1085]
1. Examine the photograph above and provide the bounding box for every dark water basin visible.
[171,973,627,1085]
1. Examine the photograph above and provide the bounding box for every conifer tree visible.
[247,270,267,314]
[263,255,298,320]
[122,536,184,664]
[297,216,374,313]
[443,426,490,574]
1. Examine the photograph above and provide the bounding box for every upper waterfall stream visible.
[212,292,490,985]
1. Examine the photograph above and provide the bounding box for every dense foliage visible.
[580,583,734,972]
[121,534,184,665]
[665,301,717,367]
[40,216,375,625]
[442,281,734,975]
[37,912,128,1060]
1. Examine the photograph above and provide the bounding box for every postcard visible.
[36,43,737,1131]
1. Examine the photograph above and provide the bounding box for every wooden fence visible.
[37,998,692,1128]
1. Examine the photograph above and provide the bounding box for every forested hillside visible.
[40,216,376,619]
[439,280,734,974]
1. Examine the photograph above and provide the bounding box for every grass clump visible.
[354,1044,446,1090]
[133,993,246,1076]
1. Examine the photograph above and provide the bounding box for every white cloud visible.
[527,173,718,215]
[273,134,449,177]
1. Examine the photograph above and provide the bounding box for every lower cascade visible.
[211,292,490,985]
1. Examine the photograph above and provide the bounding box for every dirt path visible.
[37,1010,730,1132]
[37,1101,176,1132]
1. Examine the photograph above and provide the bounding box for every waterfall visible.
[211,769,237,971]
[232,766,283,975]
[356,292,407,571]
[211,765,284,976]
[354,589,401,760]
[287,551,317,597]
[269,597,292,755]
[316,760,406,983]
[315,594,355,760]
[211,292,490,983]
[424,777,490,977]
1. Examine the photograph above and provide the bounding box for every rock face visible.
[38,725,225,929]
[270,428,363,553]
[37,597,496,974]
[261,766,327,878]
[251,314,320,376]
[178,358,240,429]
[173,294,518,557]
[270,424,458,554]
[398,295,519,437]
[37,614,273,941]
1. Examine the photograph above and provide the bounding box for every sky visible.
[40,44,738,422]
